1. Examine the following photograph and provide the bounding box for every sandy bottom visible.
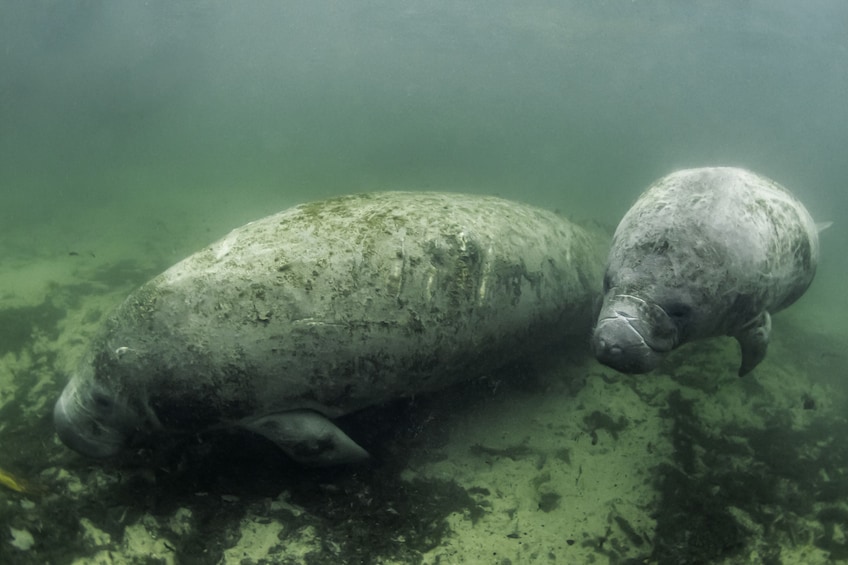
[1,204,847,565]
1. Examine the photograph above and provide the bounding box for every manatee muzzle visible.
[592,294,678,373]
[53,379,126,458]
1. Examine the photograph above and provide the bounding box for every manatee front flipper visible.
[734,311,772,377]
[240,410,369,466]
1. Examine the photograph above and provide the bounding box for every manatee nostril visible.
[594,337,621,357]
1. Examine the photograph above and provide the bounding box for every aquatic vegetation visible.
[0,467,30,493]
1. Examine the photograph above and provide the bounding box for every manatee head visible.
[592,290,689,373]
[54,347,157,458]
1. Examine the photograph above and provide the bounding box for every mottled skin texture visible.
[55,191,606,464]
[593,167,819,376]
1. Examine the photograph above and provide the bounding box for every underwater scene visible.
[2,1,847,564]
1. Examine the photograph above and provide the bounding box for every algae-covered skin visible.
[593,167,820,377]
[54,191,606,465]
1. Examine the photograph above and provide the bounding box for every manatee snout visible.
[592,294,678,374]
[593,315,660,373]
[53,378,127,459]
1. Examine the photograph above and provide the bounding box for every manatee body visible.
[593,167,820,376]
[55,191,606,465]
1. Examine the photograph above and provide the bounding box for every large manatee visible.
[55,191,606,465]
[593,167,822,377]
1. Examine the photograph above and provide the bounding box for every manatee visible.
[55,191,606,465]
[593,167,821,376]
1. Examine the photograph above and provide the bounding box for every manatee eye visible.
[665,303,691,321]
[91,392,113,411]
[602,273,612,293]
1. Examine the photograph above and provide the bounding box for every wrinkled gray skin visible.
[593,167,820,377]
[55,192,606,465]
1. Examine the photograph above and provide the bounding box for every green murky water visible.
[1,2,846,563]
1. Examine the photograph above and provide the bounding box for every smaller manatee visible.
[593,167,822,376]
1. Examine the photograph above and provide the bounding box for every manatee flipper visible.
[240,410,369,466]
[734,311,772,377]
